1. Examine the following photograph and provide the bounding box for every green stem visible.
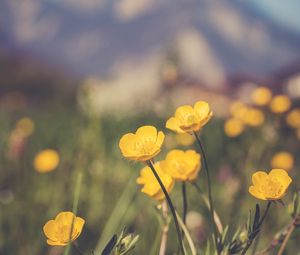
[193,132,220,254]
[182,182,188,225]
[147,161,185,255]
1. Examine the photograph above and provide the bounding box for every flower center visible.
[56,225,75,242]
[134,138,156,155]
[261,177,283,198]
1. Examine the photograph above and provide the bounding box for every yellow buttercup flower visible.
[119,126,165,162]
[229,101,248,120]
[34,149,60,173]
[166,101,213,133]
[224,118,244,137]
[251,87,272,106]
[162,150,201,182]
[271,152,294,171]
[286,108,300,128]
[43,211,85,246]
[242,108,265,127]
[175,133,195,146]
[269,95,291,114]
[249,169,292,200]
[16,117,35,137]
[136,162,174,201]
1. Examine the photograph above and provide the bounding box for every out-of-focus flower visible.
[249,169,292,200]
[286,108,300,128]
[251,87,272,106]
[119,126,164,162]
[16,117,35,137]
[136,162,174,201]
[162,150,201,182]
[43,211,85,246]
[224,118,244,137]
[242,108,265,127]
[33,149,60,173]
[166,101,213,133]
[271,152,294,171]
[7,129,26,160]
[175,133,195,146]
[229,101,248,120]
[269,95,291,114]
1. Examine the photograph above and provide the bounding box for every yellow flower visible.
[34,149,60,173]
[269,95,291,114]
[162,150,201,182]
[175,133,195,146]
[251,87,272,106]
[242,108,265,127]
[16,117,35,137]
[119,126,165,161]
[249,169,292,200]
[166,101,213,133]
[286,108,300,128]
[271,152,294,171]
[43,211,85,246]
[229,101,248,120]
[136,162,174,201]
[224,118,244,137]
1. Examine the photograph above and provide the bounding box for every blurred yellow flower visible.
[162,149,201,182]
[16,117,35,137]
[249,169,292,200]
[34,149,60,173]
[136,162,174,201]
[224,118,244,137]
[229,101,248,120]
[269,95,291,114]
[251,87,272,106]
[242,108,265,127]
[43,211,85,246]
[119,126,165,162]
[286,108,300,128]
[175,133,195,146]
[271,152,294,171]
[166,101,213,133]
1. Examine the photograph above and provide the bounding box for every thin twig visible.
[276,219,296,255]
[182,182,188,225]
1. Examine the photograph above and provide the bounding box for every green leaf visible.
[101,234,118,255]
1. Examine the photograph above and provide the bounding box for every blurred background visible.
[1,0,300,254]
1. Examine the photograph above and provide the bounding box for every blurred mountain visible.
[1,0,300,87]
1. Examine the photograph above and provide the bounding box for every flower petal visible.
[156,131,165,148]
[269,169,292,188]
[43,220,58,241]
[251,171,268,186]
[194,101,210,119]
[166,117,184,133]
[249,186,266,200]
[136,126,157,139]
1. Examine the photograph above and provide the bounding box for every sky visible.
[250,0,300,34]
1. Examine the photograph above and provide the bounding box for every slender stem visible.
[182,182,188,225]
[159,201,169,255]
[277,220,296,255]
[147,161,185,255]
[72,243,84,255]
[241,202,272,255]
[193,132,220,253]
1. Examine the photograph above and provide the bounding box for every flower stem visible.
[193,132,220,254]
[182,182,188,225]
[147,161,185,255]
